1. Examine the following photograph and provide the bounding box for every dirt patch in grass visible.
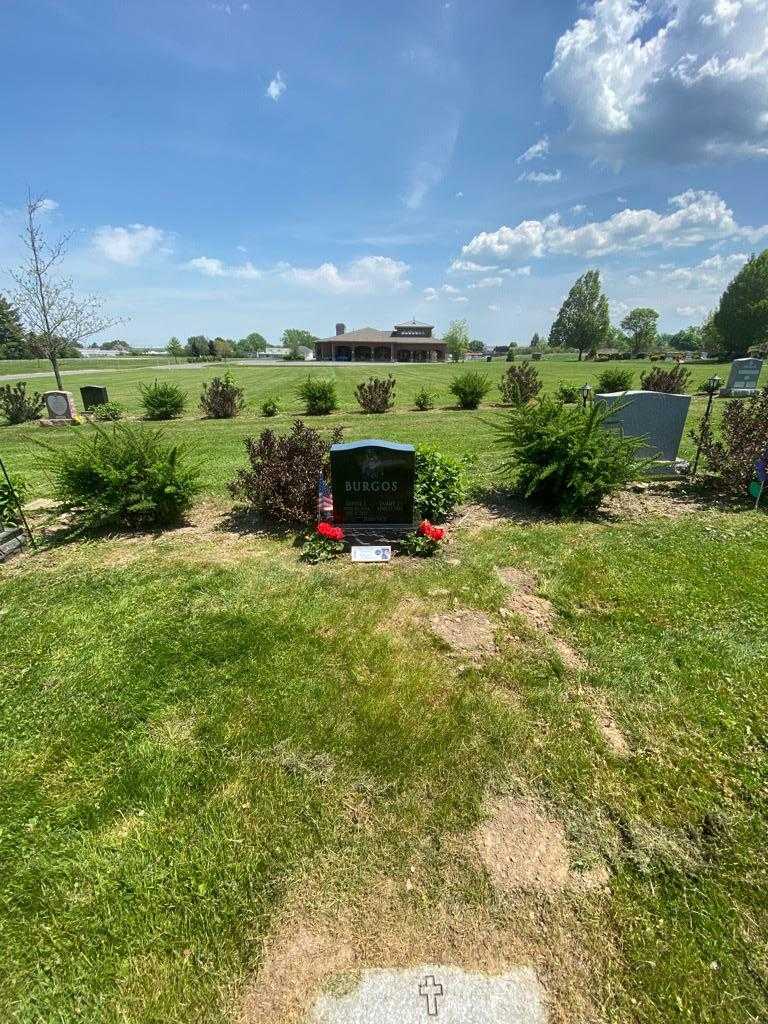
[599,481,712,521]
[590,697,630,757]
[550,637,588,673]
[430,609,497,662]
[238,869,607,1024]
[496,567,556,632]
[474,796,609,899]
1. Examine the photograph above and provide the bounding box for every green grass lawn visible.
[2,355,767,1023]
[1,505,766,1023]
[2,357,758,500]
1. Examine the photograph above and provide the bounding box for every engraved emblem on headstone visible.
[418,975,444,1017]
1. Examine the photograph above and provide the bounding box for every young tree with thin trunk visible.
[11,194,124,389]
[548,269,610,361]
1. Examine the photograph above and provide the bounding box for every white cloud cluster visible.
[462,190,768,260]
[448,259,498,273]
[93,224,167,264]
[186,256,261,279]
[545,0,768,163]
[628,251,749,289]
[266,71,286,101]
[517,136,550,163]
[186,254,410,294]
[282,255,411,294]
[423,284,468,303]
[517,169,562,184]
[468,276,502,289]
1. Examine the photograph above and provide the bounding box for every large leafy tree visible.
[281,328,316,359]
[620,307,659,355]
[443,318,470,361]
[0,294,29,359]
[237,332,267,354]
[548,270,610,360]
[713,250,768,357]
[167,337,184,361]
[185,335,210,358]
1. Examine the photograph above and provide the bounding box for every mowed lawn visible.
[1,356,756,499]
[2,356,768,1024]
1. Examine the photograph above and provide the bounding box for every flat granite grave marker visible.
[330,440,415,539]
[595,389,691,473]
[720,357,763,397]
[310,965,547,1024]
[41,390,78,427]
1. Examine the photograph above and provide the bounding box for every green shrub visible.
[499,362,542,406]
[555,382,580,405]
[90,400,124,422]
[449,370,491,410]
[597,367,634,393]
[414,446,468,522]
[200,372,245,419]
[414,387,435,411]
[0,472,26,528]
[355,375,396,413]
[139,380,188,420]
[640,364,691,394]
[47,424,200,532]
[297,376,338,416]
[0,382,44,425]
[261,397,280,417]
[495,396,646,516]
[690,386,768,496]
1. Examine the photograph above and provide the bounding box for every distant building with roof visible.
[314,321,447,362]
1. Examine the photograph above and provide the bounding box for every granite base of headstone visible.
[595,389,692,477]
[40,390,78,427]
[80,385,109,410]
[330,440,416,542]
[310,965,547,1024]
[0,527,26,562]
[720,357,763,397]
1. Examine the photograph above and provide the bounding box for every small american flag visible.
[317,474,334,520]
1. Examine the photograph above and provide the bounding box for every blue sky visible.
[1,0,767,346]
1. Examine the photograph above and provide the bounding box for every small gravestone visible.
[595,389,692,474]
[720,357,763,397]
[311,965,547,1024]
[80,385,109,410]
[41,390,78,427]
[330,440,415,539]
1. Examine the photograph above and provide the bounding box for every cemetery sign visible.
[330,439,415,537]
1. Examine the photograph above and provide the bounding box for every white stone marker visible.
[310,965,548,1024]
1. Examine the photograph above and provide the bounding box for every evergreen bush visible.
[139,380,188,420]
[0,382,45,425]
[200,372,245,419]
[597,367,634,393]
[296,377,338,415]
[414,446,468,522]
[449,370,491,410]
[354,375,396,413]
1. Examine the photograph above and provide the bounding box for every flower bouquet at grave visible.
[398,519,445,557]
[301,521,346,563]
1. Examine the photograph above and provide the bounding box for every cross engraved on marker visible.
[418,975,444,1017]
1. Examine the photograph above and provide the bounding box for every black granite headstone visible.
[80,385,109,410]
[330,440,415,535]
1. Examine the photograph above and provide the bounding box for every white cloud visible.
[499,265,532,277]
[631,251,749,289]
[455,191,464,198]
[451,295,469,303]
[468,276,503,289]
[423,283,467,302]
[448,259,498,273]
[282,255,411,294]
[517,169,562,184]
[93,224,166,265]
[517,136,550,163]
[545,0,768,164]
[38,198,59,213]
[571,204,587,214]
[186,256,261,279]
[403,112,460,209]
[488,304,501,312]
[676,304,709,317]
[462,190,768,261]
[266,71,286,102]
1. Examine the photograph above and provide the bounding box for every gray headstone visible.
[595,389,692,465]
[80,385,109,410]
[311,965,547,1024]
[42,390,77,420]
[330,440,415,536]
[720,357,763,396]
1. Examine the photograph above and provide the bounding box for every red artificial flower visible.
[418,520,444,542]
[317,522,344,542]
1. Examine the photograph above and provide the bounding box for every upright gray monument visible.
[720,357,763,397]
[595,389,692,473]
[41,390,78,427]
